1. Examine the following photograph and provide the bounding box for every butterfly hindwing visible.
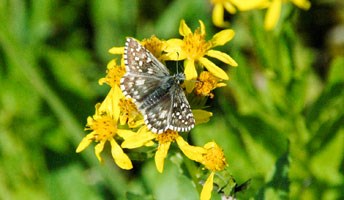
[168,86,195,132]
[142,91,173,134]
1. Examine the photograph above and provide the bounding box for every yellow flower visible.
[76,87,135,170]
[210,0,237,27]
[200,142,227,200]
[108,36,171,62]
[98,59,125,88]
[165,20,238,82]
[233,0,269,11]
[155,131,207,173]
[121,125,157,149]
[122,129,207,173]
[210,0,269,27]
[194,71,227,98]
[141,35,169,61]
[118,98,144,128]
[264,0,311,30]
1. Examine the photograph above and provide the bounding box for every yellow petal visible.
[176,136,206,162]
[117,129,137,139]
[184,59,198,80]
[200,172,215,200]
[99,86,122,121]
[165,39,184,50]
[121,126,156,149]
[212,4,225,27]
[128,119,145,128]
[192,110,213,125]
[110,139,133,170]
[199,57,229,80]
[76,134,94,153]
[206,50,238,67]
[211,29,235,47]
[86,116,94,126]
[95,140,106,163]
[179,19,192,36]
[291,0,311,9]
[204,141,217,149]
[164,39,186,60]
[223,2,237,14]
[108,47,124,55]
[185,80,196,94]
[199,20,206,36]
[145,141,155,147]
[155,142,171,173]
[233,0,270,11]
[217,83,227,87]
[264,0,282,30]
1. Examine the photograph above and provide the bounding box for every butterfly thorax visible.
[174,73,185,84]
[139,73,185,110]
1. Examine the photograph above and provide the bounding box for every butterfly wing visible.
[123,37,170,76]
[142,92,173,134]
[121,38,170,106]
[168,86,195,132]
[120,37,195,134]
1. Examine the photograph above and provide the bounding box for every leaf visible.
[306,82,344,153]
[255,143,290,200]
[328,56,344,85]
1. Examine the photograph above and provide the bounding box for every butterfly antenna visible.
[174,52,179,73]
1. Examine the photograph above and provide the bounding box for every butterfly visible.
[120,37,195,134]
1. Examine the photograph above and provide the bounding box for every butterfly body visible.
[120,38,195,134]
[140,73,184,110]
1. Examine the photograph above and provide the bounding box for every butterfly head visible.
[174,73,185,85]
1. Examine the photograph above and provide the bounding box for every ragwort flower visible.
[98,59,125,88]
[200,142,228,200]
[210,0,237,27]
[264,0,311,30]
[194,71,227,98]
[165,20,237,81]
[141,35,168,61]
[76,86,135,170]
[118,98,144,128]
[122,129,207,173]
[210,0,269,27]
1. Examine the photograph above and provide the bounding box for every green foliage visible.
[0,0,343,199]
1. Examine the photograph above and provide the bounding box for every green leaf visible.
[328,56,344,85]
[46,164,102,200]
[256,144,290,200]
[306,82,344,152]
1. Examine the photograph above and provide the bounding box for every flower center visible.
[87,115,117,142]
[194,71,221,98]
[118,98,142,126]
[142,36,166,60]
[156,130,179,144]
[101,65,126,88]
[202,144,227,171]
[182,29,210,60]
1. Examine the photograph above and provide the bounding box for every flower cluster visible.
[210,0,311,30]
[76,20,236,200]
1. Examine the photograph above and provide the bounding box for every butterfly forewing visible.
[120,37,195,134]
[123,38,169,76]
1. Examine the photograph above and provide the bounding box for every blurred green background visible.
[0,0,343,199]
